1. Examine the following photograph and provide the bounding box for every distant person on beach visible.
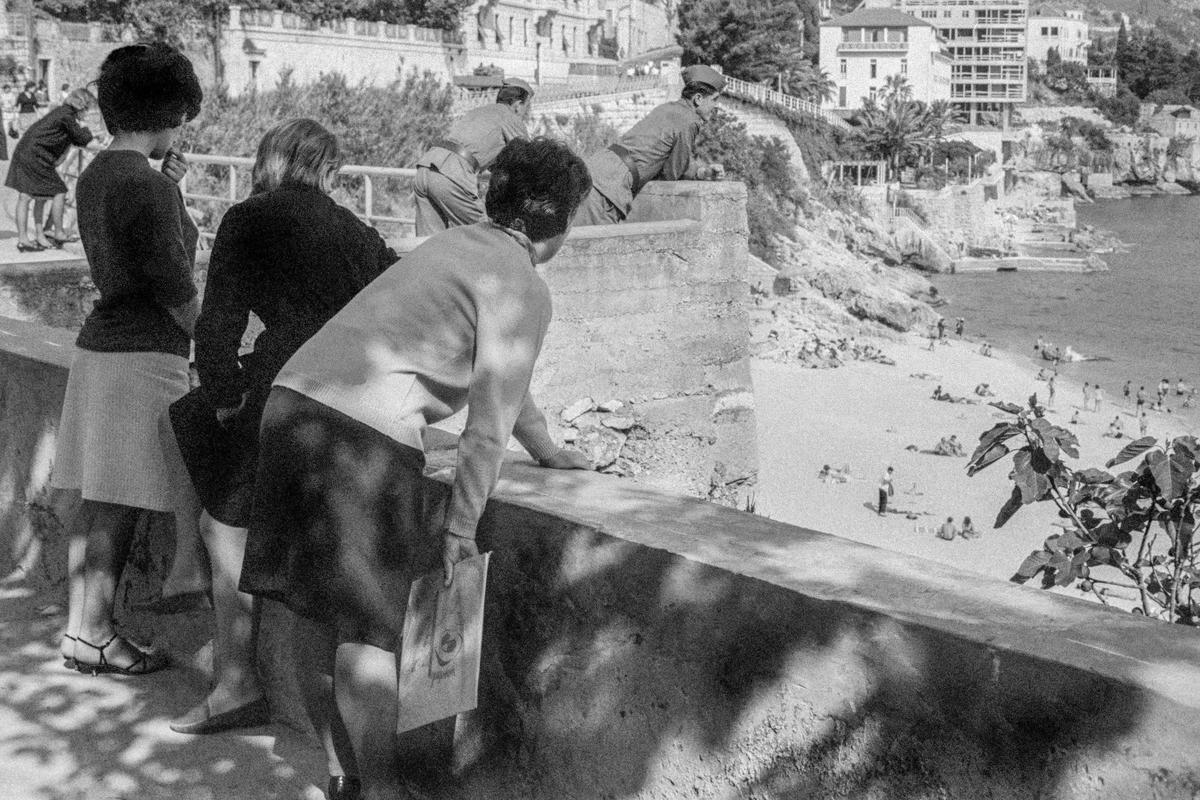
[961,517,979,539]
[931,385,949,401]
[412,77,534,235]
[1136,386,1146,411]
[979,341,993,357]
[1124,381,1131,406]
[1177,378,1189,396]
[1139,411,1149,437]
[1070,409,1080,425]
[1158,378,1170,402]
[955,317,964,337]
[974,383,994,397]
[1185,389,1196,409]
[937,517,959,541]
[1082,382,1091,410]
[927,328,937,351]
[1094,385,1104,411]
[1105,416,1124,438]
[818,464,850,484]
[878,467,894,516]
[1047,375,1056,408]
[937,317,946,339]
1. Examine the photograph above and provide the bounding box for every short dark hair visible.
[495,85,530,106]
[97,43,203,134]
[486,137,591,242]
[682,82,719,101]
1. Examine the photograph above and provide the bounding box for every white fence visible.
[721,76,851,131]
[181,154,417,240]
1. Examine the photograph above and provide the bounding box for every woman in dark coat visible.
[6,87,94,251]
[168,118,396,799]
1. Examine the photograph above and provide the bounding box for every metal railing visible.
[180,154,417,239]
[454,74,666,113]
[721,76,851,131]
[837,41,909,51]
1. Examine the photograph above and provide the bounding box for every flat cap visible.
[502,77,535,97]
[681,64,726,92]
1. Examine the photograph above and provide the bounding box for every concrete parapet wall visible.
[3,315,1200,797]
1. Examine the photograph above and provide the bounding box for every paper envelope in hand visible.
[396,552,490,734]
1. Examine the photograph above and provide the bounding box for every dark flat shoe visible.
[170,696,269,735]
[45,233,78,247]
[327,776,362,800]
[16,242,44,252]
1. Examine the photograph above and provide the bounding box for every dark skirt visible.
[239,386,436,650]
[5,152,67,196]
[169,382,272,528]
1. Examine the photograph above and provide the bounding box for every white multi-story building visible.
[820,6,951,111]
[1026,9,1089,64]
[866,0,1028,125]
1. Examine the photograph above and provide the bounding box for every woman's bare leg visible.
[73,500,145,664]
[31,198,50,248]
[171,513,263,727]
[294,616,358,786]
[336,642,400,799]
[14,193,32,245]
[158,409,208,599]
[61,497,97,661]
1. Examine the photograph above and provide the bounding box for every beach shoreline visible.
[753,331,1200,607]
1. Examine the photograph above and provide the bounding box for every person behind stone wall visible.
[574,64,727,227]
[411,77,534,236]
[51,42,204,678]
[238,137,594,799]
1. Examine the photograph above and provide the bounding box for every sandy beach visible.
[753,333,1200,604]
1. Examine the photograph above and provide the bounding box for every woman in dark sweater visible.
[52,44,203,676]
[168,119,396,798]
[5,88,95,251]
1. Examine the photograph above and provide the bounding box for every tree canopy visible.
[33,0,471,30]
[677,0,821,89]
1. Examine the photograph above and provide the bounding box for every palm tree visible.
[853,90,955,179]
[784,61,836,104]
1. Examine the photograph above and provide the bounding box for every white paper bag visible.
[396,552,490,734]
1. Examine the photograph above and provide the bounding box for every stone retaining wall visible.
[3,313,1200,798]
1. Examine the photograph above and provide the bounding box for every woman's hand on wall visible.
[537,447,592,471]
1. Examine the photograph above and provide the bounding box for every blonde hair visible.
[251,118,340,195]
[65,87,94,111]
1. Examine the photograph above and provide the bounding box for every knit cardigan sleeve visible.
[443,274,552,538]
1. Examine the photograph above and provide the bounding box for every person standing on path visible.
[5,88,95,252]
[412,77,533,236]
[878,467,894,516]
[1047,374,1056,408]
[575,64,726,226]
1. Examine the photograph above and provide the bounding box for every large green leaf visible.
[967,443,1009,477]
[1106,436,1157,469]
[995,485,1024,528]
[1012,550,1050,583]
[1077,468,1116,485]
[989,401,1023,415]
[1014,449,1052,504]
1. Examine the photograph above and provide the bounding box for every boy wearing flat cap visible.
[575,64,726,226]
[413,77,534,235]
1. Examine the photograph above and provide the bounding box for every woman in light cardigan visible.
[240,137,592,799]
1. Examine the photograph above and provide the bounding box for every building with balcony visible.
[1085,64,1116,97]
[1141,104,1200,139]
[1026,9,1089,64]
[819,6,951,111]
[864,0,1028,125]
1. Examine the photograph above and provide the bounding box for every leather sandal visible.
[16,242,45,253]
[73,633,168,676]
[61,634,77,670]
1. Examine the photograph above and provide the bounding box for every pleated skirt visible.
[52,349,190,512]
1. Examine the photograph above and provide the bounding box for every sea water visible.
[938,195,1200,411]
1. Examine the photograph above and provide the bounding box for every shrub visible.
[692,107,798,266]
[176,69,454,236]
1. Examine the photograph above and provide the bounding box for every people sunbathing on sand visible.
[973,383,995,397]
[1105,416,1124,438]
[818,463,852,484]
[932,435,967,457]
[932,385,978,405]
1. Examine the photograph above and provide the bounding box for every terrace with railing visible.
[721,75,851,131]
